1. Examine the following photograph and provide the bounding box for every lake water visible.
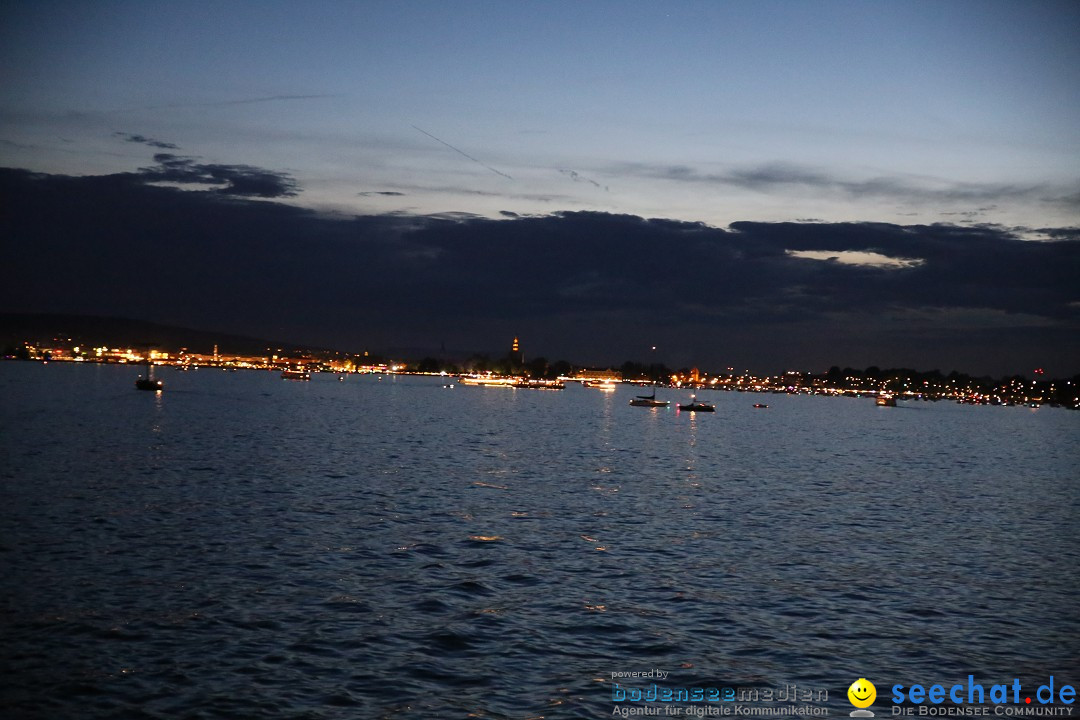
[1,362,1078,719]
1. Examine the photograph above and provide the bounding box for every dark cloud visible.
[627,161,1071,206]
[1036,226,1080,242]
[114,132,179,150]
[137,153,298,198]
[1047,189,1080,209]
[1,166,1076,375]
[358,191,406,197]
[724,163,834,190]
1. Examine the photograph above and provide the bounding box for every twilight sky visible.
[2,1,1079,374]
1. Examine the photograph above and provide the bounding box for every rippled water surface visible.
[2,363,1078,718]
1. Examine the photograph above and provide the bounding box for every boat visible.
[629,386,669,407]
[582,380,617,390]
[135,375,163,391]
[753,403,768,408]
[135,351,163,391]
[512,379,565,390]
[876,393,897,407]
[281,367,311,380]
[677,395,715,412]
[458,374,515,386]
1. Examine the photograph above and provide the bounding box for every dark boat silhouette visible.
[135,348,163,391]
[630,386,669,407]
[677,395,715,412]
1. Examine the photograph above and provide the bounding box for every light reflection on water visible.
[0,362,1078,718]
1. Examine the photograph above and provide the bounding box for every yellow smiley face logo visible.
[848,678,876,708]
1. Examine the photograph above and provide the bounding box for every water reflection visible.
[1,365,1077,719]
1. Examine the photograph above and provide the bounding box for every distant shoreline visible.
[4,356,1077,410]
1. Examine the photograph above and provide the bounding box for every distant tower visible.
[510,336,524,365]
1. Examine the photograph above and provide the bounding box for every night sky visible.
[2,1,1078,374]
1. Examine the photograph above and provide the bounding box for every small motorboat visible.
[876,393,897,407]
[678,395,715,412]
[281,367,311,380]
[753,403,768,408]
